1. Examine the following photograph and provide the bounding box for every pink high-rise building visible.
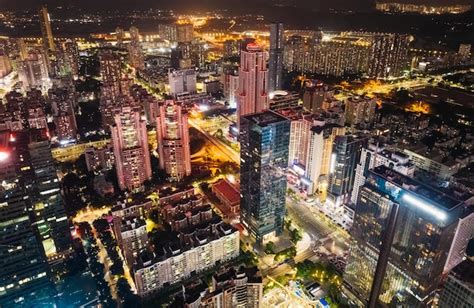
[156,100,191,181]
[237,44,269,127]
[111,99,151,192]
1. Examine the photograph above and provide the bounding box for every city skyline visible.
[0,1,472,307]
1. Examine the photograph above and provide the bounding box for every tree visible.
[265,242,276,254]
[290,228,303,244]
[117,278,140,307]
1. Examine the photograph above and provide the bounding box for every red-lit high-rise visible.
[110,98,151,192]
[237,44,268,127]
[156,100,191,181]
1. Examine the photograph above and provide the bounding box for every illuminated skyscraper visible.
[0,131,55,306]
[367,33,410,79]
[26,133,72,262]
[62,40,80,77]
[99,51,122,84]
[344,165,468,307]
[156,100,191,181]
[128,26,145,70]
[38,6,55,52]
[268,22,284,92]
[237,44,268,127]
[110,100,151,192]
[327,134,367,206]
[304,122,345,199]
[240,110,290,243]
[49,86,77,143]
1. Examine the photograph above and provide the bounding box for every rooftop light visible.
[402,193,447,221]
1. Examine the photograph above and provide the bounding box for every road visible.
[189,118,240,164]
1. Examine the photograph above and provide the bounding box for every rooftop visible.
[370,165,463,211]
[243,110,289,127]
[212,179,240,205]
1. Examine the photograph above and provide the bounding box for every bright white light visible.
[329,153,337,174]
[402,193,447,221]
[227,174,236,184]
[293,164,305,176]
[0,151,9,161]
[199,104,209,111]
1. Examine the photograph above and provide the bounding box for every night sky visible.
[1,0,473,11]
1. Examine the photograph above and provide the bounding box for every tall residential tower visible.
[237,44,268,127]
[156,100,191,181]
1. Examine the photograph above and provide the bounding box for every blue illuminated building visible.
[344,165,467,307]
[240,110,290,243]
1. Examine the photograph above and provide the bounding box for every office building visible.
[350,143,414,205]
[168,68,197,96]
[344,96,377,126]
[344,165,468,306]
[268,22,284,92]
[240,110,290,243]
[110,101,152,192]
[26,134,72,264]
[439,259,474,308]
[38,6,55,52]
[327,135,367,206]
[156,100,191,181]
[237,44,268,127]
[0,132,55,306]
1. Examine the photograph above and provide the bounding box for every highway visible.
[189,118,240,164]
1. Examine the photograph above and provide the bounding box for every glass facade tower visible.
[344,165,465,307]
[240,110,290,243]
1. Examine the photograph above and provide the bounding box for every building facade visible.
[240,110,290,243]
[156,100,192,181]
[268,22,284,92]
[344,166,467,306]
[237,44,268,127]
[110,102,152,192]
